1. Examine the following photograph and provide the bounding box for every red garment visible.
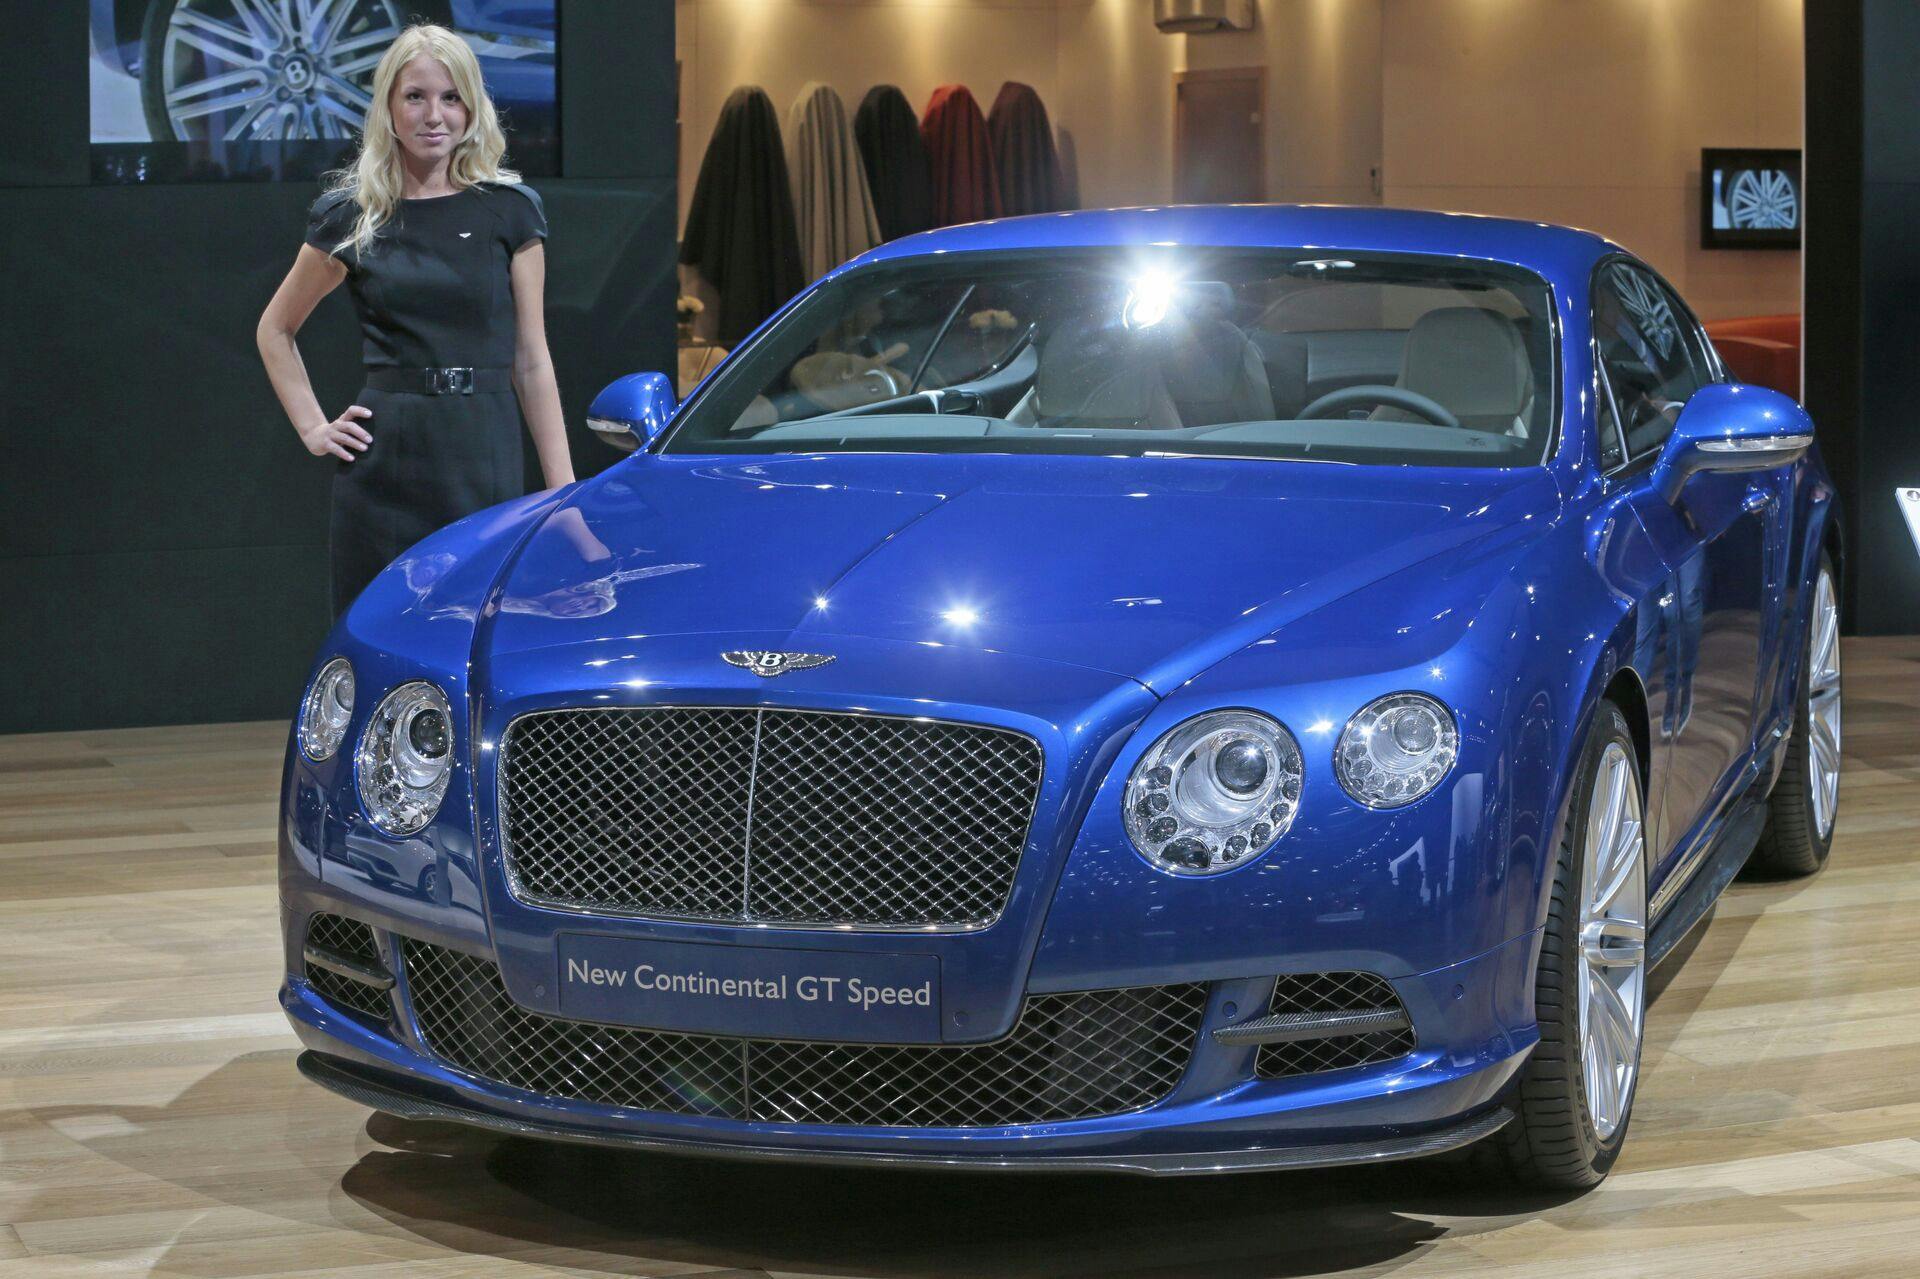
[921,85,1003,227]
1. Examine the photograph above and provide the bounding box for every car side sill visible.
[1648,785,1769,969]
[298,1050,1512,1177]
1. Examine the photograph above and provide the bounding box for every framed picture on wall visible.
[87,0,559,184]
[1701,148,1802,249]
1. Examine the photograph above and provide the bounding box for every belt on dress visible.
[364,366,513,395]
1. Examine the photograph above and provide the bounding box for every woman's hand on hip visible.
[302,406,373,461]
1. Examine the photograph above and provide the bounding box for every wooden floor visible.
[3,638,1917,1278]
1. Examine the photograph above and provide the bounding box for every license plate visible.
[555,934,941,1042]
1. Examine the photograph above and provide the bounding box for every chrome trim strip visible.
[302,945,395,991]
[298,1052,1512,1177]
[1697,433,1814,454]
[1212,1007,1409,1047]
[738,709,765,918]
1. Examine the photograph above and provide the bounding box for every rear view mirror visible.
[1652,382,1813,504]
[587,372,677,453]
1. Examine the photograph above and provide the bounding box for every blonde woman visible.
[256,24,573,616]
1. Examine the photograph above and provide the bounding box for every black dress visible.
[304,182,548,615]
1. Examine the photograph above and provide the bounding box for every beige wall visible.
[675,0,1802,319]
[1054,0,1382,209]
[1381,0,1802,320]
[676,0,1381,217]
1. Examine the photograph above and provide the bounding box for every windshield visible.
[661,249,1557,467]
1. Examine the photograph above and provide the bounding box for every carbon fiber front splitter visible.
[298,1050,1513,1177]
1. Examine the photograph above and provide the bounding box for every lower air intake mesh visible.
[1255,971,1416,1078]
[401,938,1206,1127]
[302,913,391,1023]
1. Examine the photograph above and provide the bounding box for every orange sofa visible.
[1703,314,1800,401]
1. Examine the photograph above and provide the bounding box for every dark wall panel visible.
[0,4,675,734]
[1804,0,1920,634]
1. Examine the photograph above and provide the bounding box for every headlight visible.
[298,658,355,761]
[356,682,454,835]
[1123,710,1303,875]
[1335,692,1458,808]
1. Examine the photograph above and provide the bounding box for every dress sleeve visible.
[501,182,549,252]
[304,189,357,260]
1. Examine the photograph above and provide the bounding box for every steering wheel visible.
[1298,385,1460,429]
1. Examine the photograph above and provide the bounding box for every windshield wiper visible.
[909,285,976,394]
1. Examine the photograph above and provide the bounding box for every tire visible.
[1485,700,1648,1190]
[138,0,188,142]
[1748,552,1842,877]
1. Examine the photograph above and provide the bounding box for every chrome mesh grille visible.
[1255,971,1416,1079]
[402,938,1205,1127]
[302,914,391,1023]
[501,707,1044,928]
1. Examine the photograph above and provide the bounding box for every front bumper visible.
[279,625,1546,1174]
[297,1048,1513,1175]
[281,889,1539,1175]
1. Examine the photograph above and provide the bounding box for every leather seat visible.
[1029,283,1275,430]
[1032,315,1182,429]
[1376,306,1534,435]
[1151,283,1276,427]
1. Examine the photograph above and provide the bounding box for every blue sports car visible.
[280,205,1841,1188]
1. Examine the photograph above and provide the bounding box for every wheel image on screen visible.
[138,0,428,143]
[1726,168,1799,231]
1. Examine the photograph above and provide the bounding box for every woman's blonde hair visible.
[324,24,520,258]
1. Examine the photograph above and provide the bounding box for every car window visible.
[664,249,1558,469]
[1595,362,1627,471]
[1593,262,1709,459]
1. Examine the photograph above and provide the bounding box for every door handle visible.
[1742,489,1776,513]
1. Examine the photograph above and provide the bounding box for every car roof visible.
[844,204,1624,296]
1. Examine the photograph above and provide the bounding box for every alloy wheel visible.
[1577,741,1646,1143]
[1808,568,1843,839]
[1727,168,1800,231]
[156,0,405,142]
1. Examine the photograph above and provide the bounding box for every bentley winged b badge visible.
[722,651,837,677]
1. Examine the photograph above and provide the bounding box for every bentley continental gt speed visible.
[280,205,1841,1188]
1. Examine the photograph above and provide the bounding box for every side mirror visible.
[587,372,677,453]
[1651,382,1813,505]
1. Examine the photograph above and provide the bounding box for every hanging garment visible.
[987,82,1069,217]
[785,83,883,280]
[854,85,934,242]
[680,86,807,345]
[921,84,1003,228]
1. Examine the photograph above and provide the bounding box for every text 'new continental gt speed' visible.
[281,205,1840,1188]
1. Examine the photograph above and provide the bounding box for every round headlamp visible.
[1335,692,1458,808]
[356,682,454,835]
[297,658,355,761]
[1123,710,1304,875]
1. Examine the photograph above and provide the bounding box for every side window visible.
[1595,360,1627,470]
[1592,262,1709,459]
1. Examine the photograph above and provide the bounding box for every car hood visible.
[479,453,1559,691]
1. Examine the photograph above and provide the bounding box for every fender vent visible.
[1254,971,1416,1078]
[302,913,393,1024]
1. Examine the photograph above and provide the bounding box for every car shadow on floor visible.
[336,1111,1582,1278]
[325,908,1757,1276]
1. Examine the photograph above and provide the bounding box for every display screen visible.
[88,1,558,184]
[1701,148,1801,250]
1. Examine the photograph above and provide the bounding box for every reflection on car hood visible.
[479,453,1558,691]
